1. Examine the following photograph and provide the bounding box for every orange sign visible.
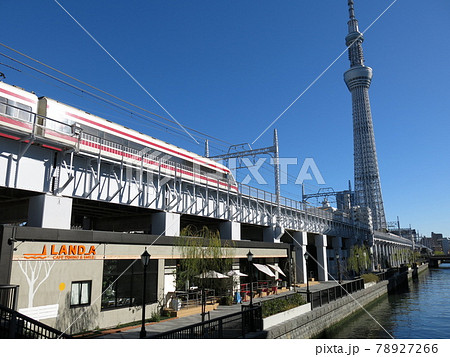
[24,245,97,260]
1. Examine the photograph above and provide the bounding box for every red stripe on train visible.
[66,112,228,173]
[0,115,33,130]
[0,88,37,104]
[79,139,236,190]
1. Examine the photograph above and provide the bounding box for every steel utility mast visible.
[207,129,281,208]
[344,0,386,231]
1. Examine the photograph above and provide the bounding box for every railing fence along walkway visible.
[151,305,262,339]
[0,285,19,311]
[298,278,365,310]
[0,304,71,339]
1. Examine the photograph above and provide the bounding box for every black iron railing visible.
[375,266,408,282]
[0,304,71,339]
[299,278,365,310]
[151,305,262,339]
[0,285,19,311]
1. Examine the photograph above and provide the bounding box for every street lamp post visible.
[304,252,310,302]
[140,248,151,339]
[247,250,254,308]
[336,252,342,284]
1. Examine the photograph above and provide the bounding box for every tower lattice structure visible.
[344,0,387,231]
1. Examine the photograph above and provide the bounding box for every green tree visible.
[346,245,371,275]
[175,225,234,322]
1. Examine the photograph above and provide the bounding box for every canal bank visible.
[317,263,450,339]
[258,264,429,339]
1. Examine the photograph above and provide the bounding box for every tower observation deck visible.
[344,0,387,231]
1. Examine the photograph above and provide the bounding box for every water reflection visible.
[316,265,450,339]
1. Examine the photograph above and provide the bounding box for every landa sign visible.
[24,245,96,260]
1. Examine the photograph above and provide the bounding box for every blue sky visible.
[1,0,449,237]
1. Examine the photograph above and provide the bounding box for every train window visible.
[0,97,6,114]
[15,102,32,122]
[0,96,32,122]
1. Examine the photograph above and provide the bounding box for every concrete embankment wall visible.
[262,264,429,339]
[264,281,389,339]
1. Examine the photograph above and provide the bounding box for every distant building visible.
[419,232,446,253]
[441,238,449,255]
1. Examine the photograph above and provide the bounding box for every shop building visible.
[0,225,290,334]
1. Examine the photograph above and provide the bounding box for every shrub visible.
[219,295,233,306]
[261,293,306,318]
[361,273,379,284]
[150,311,161,322]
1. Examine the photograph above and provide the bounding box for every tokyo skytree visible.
[344,0,387,231]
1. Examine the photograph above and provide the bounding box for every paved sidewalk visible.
[95,289,298,339]
[94,281,347,339]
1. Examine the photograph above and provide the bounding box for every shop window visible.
[70,281,92,307]
[101,259,157,310]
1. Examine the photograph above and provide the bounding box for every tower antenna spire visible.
[344,0,387,231]
[348,0,355,19]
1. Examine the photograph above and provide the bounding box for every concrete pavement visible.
[93,281,346,339]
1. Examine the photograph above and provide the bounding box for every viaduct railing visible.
[1,106,370,237]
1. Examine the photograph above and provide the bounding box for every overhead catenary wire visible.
[1,47,326,202]
[0,42,231,147]
[0,49,232,148]
[53,0,200,145]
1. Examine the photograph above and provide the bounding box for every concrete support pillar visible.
[374,244,380,270]
[151,212,180,236]
[263,225,283,244]
[389,245,394,267]
[219,221,241,240]
[28,194,72,229]
[293,231,307,284]
[383,244,388,268]
[393,246,398,267]
[315,234,328,282]
[369,245,375,271]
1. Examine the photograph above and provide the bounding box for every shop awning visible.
[226,270,248,277]
[267,264,286,277]
[196,270,228,279]
[253,263,276,278]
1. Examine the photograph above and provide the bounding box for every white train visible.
[0,81,238,192]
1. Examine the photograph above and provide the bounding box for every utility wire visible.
[0,51,232,149]
[0,42,232,147]
[53,0,199,144]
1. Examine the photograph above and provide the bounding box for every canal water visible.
[316,264,450,339]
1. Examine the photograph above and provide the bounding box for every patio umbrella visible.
[226,270,248,277]
[195,270,229,279]
[267,264,286,277]
[253,263,276,278]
